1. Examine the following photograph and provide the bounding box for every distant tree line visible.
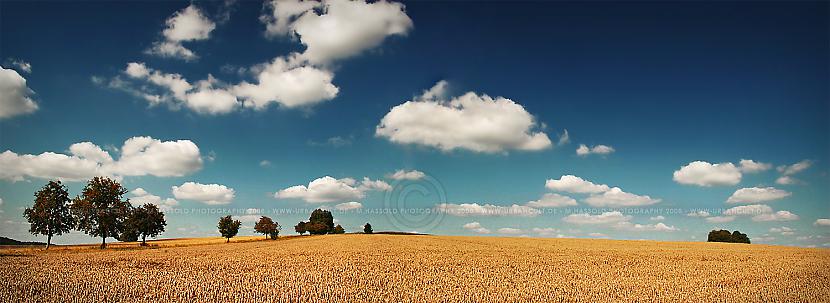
[23,177,166,249]
[707,229,750,244]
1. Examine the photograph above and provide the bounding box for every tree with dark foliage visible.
[218,215,241,243]
[708,229,750,244]
[70,177,131,249]
[123,203,166,245]
[23,181,75,249]
[305,221,329,235]
[295,221,307,235]
[332,224,345,234]
[363,223,373,234]
[309,209,334,233]
[254,216,280,239]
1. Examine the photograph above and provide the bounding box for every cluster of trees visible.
[707,229,751,244]
[23,178,166,249]
[294,209,345,235]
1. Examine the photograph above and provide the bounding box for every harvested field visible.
[2,234,829,302]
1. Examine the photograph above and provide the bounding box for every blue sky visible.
[1,1,828,246]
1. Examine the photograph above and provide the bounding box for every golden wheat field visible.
[1,234,829,302]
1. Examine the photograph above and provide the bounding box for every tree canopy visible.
[70,177,131,249]
[254,216,280,239]
[218,215,241,243]
[364,223,373,234]
[124,203,166,245]
[23,180,75,249]
[707,229,750,244]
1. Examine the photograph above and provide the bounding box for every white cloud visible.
[588,232,608,238]
[376,82,552,153]
[130,188,179,211]
[557,129,570,146]
[814,219,830,227]
[435,203,541,217]
[723,204,773,216]
[123,63,240,115]
[525,193,577,208]
[584,187,661,207]
[738,159,771,173]
[0,66,39,119]
[531,227,561,237]
[275,175,388,203]
[562,211,631,225]
[769,226,795,236]
[726,187,791,204]
[232,55,338,109]
[334,201,363,211]
[686,210,711,217]
[774,176,797,185]
[497,227,523,235]
[388,169,425,180]
[146,5,216,60]
[614,221,678,232]
[672,161,742,187]
[263,0,413,64]
[752,210,799,222]
[649,215,665,221]
[705,216,735,223]
[6,59,31,73]
[576,144,615,156]
[776,160,812,185]
[172,182,235,205]
[0,136,203,182]
[545,175,609,194]
[462,222,491,234]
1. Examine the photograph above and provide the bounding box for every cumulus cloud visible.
[576,144,615,156]
[726,187,791,204]
[672,161,742,187]
[146,5,216,60]
[776,160,813,185]
[705,216,735,223]
[738,159,772,173]
[275,175,388,203]
[334,201,363,211]
[462,222,491,234]
[0,136,203,182]
[0,66,39,119]
[262,0,413,64]
[723,204,773,216]
[545,175,609,194]
[130,188,179,211]
[562,211,631,225]
[583,187,661,207]
[752,210,799,222]
[435,203,541,217]
[232,55,339,109]
[497,227,523,235]
[388,169,425,180]
[525,193,577,208]
[814,219,830,227]
[376,81,552,153]
[172,182,235,205]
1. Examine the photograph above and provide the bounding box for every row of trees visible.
[707,229,751,244]
[217,209,374,242]
[23,178,166,249]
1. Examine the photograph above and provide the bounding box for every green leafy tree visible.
[23,181,75,249]
[218,215,241,243]
[332,224,345,234]
[294,221,307,235]
[309,209,334,233]
[305,222,329,235]
[708,229,750,244]
[254,216,280,240]
[70,177,131,249]
[363,223,373,234]
[124,203,166,246]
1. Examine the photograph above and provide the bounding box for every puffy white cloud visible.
[525,193,577,208]
[146,5,216,60]
[334,201,363,211]
[497,227,523,235]
[130,188,179,211]
[723,204,773,216]
[576,144,615,156]
[726,187,791,204]
[435,203,541,217]
[752,210,799,222]
[388,169,425,180]
[775,176,797,185]
[562,211,631,225]
[686,210,711,217]
[545,175,609,194]
[123,63,241,115]
[263,0,413,64]
[584,187,661,208]
[0,66,39,119]
[776,160,812,185]
[376,82,552,153]
[276,175,388,203]
[462,222,491,234]
[649,215,665,221]
[172,182,235,205]
[738,159,771,173]
[814,219,830,227]
[0,136,202,182]
[705,216,735,223]
[615,221,678,232]
[672,161,742,187]
[232,55,338,109]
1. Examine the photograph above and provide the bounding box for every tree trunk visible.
[46,234,51,250]
[100,236,106,249]
[226,237,229,243]
[142,235,147,246]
